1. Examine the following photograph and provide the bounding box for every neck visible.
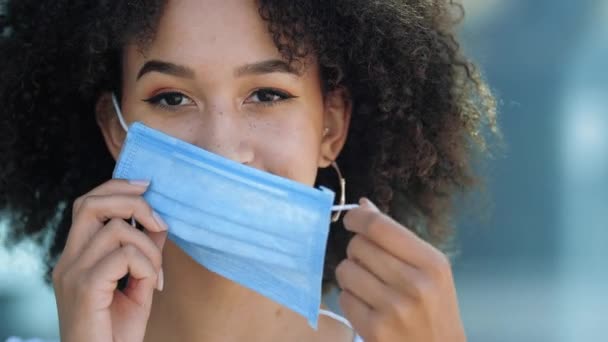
[144,240,319,342]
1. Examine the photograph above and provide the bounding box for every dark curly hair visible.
[0,0,497,289]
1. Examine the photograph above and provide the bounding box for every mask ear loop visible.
[112,93,136,228]
[111,93,129,132]
[331,161,347,222]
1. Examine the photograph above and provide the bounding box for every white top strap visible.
[318,309,364,342]
[319,308,353,328]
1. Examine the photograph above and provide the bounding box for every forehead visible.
[125,0,284,73]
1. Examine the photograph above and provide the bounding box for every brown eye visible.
[144,92,194,107]
[245,88,294,106]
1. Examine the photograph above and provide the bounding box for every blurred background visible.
[1,0,607,341]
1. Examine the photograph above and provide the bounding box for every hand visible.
[52,179,169,342]
[336,198,466,342]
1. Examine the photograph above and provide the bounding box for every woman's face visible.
[100,0,350,186]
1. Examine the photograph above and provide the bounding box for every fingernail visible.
[129,179,151,187]
[157,268,164,291]
[153,211,169,231]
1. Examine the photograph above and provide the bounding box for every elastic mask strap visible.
[111,93,129,132]
[112,93,135,227]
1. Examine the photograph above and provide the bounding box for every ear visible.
[318,87,352,168]
[95,92,125,161]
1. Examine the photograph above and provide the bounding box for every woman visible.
[0,0,498,341]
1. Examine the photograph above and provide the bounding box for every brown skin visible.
[51,0,465,341]
[340,199,465,341]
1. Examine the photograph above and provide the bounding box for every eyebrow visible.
[234,59,301,77]
[136,58,300,81]
[137,60,196,80]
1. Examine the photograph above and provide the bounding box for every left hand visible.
[336,198,466,342]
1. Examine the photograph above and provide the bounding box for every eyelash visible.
[142,88,296,110]
[142,92,191,112]
[247,88,296,107]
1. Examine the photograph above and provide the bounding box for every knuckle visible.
[100,219,124,239]
[386,255,404,276]
[72,195,85,213]
[121,244,139,259]
[430,251,452,279]
[337,259,353,275]
[335,260,346,279]
[438,252,452,270]
[388,294,412,320]
[335,260,351,284]
[411,275,434,300]
[105,218,126,232]
[78,195,96,212]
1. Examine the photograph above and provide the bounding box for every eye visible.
[143,91,194,108]
[245,88,295,106]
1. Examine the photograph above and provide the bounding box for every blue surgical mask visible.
[111,95,336,328]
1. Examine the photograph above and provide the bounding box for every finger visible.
[347,234,421,294]
[92,244,159,307]
[133,220,169,251]
[77,219,164,272]
[65,194,168,259]
[338,290,374,339]
[75,194,168,233]
[335,259,393,310]
[72,179,151,216]
[343,198,436,269]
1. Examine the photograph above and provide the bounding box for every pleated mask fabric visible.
[112,121,335,328]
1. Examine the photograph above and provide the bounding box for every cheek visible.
[253,113,322,186]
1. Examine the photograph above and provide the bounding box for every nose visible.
[191,105,255,165]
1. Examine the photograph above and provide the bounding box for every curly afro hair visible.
[0,0,498,288]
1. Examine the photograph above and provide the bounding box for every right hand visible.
[52,179,169,342]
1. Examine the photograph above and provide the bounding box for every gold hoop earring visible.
[331,161,346,222]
